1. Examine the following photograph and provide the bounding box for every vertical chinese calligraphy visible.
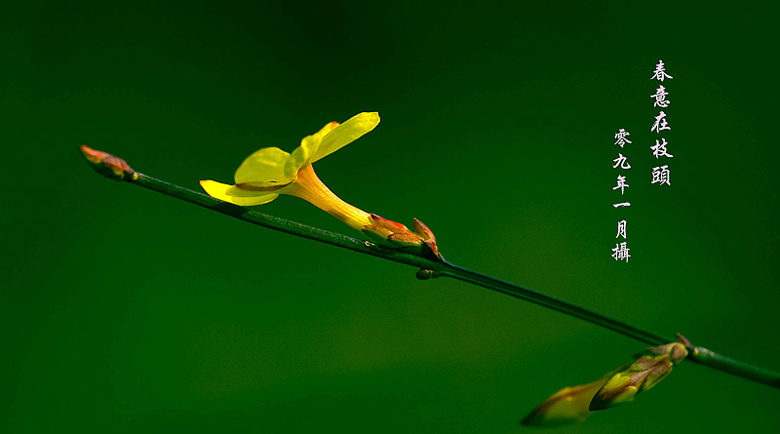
[612,219,629,262]
[609,60,676,263]
[611,129,632,263]
[650,60,674,185]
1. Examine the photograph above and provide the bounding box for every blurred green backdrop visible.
[2,1,778,433]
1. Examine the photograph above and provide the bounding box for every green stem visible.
[133,172,437,270]
[437,261,672,346]
[690,347,780,388]
[132,173,671,347]
[83,153,780,390]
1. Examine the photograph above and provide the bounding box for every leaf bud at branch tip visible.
[522,337,693,426]
[520,379,608,427]
[80,145,137,181]
[589,340,688,411]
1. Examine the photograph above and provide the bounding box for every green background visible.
[2,1,778,432]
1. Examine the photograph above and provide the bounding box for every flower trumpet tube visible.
[199,112,439,257]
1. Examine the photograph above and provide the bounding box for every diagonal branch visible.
[80,146,780,390]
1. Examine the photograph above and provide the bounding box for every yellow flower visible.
[520,378,608,427]
[200,112,379,230]
[200,112,439,257]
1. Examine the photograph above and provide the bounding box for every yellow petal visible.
[284,121,341,177]
[200,180,279,206]
[234,147,293,186]
[314,121,340,138]
[285,134,319,179]
[311,112,380,163]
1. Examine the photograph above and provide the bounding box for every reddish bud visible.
[80,145,136,181]
[362,214,441,258]
[370,213,411,232]
[413,218,435,242]
[388,232,423,247]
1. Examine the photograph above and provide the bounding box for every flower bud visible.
[521,379,608,427]
[362,214,440,259]
[80,145,136,181]
[589,340,688,411]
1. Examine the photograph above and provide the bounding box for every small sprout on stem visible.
[80,145,137,181]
